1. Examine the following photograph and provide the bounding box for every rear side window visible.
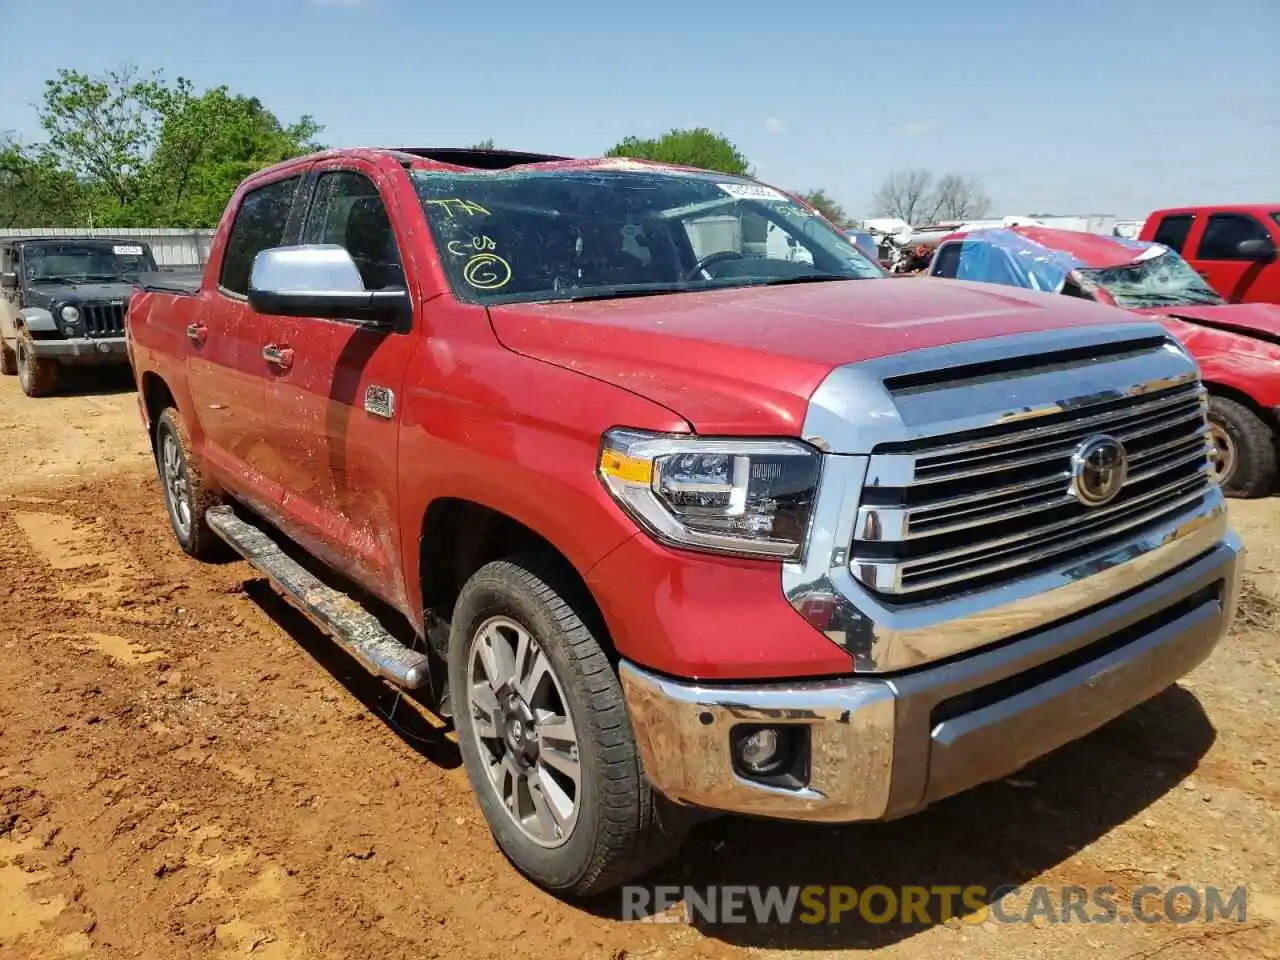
[1271,212,1280,230]
[1197,213,1270,261]
[1151,214,1194,253]
[219,176,302,295]
[931,242,962,278]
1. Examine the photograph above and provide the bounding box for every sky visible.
[3,0,1277,220]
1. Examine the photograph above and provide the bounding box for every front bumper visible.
[31,336,128,363]
[620,530,1242,823]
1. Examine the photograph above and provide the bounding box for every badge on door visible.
[364,385,395,419]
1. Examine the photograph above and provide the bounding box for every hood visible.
[1132,302,1280,344]
[487,278,1149,435]
[25,281,137,306]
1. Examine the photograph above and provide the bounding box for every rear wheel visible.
[15,331,57,397]
[1207,394,1277,498]
[154,408,225,560]
[449,554,684,898]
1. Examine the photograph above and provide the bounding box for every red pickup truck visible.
[1140,204,1280,305]
[126,146,1243,899]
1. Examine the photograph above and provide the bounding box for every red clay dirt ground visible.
[0,372,1277,960]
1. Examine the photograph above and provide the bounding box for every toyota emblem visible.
[1070,435,1128,507]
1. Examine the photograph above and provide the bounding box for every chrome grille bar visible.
[852,379,1214,599]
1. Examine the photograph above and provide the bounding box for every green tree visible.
[141,82,322,226]
[0,137,92,226]
[605,127,751,176]
[800,189,848,226]
[38,67,161,209]
[5,67,323,228]
[472,138,496,150]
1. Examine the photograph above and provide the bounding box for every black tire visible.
[16,330,58,397]
[1208,394,1277,498]
[154,407,226,560]
[449,554,685,899]
[0,341,16,376]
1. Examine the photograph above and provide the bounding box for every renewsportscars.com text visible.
[621,884,1249,926]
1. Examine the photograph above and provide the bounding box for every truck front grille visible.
[82,301,126,337]
[851,380,1212,599]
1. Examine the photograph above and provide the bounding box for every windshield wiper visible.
[548,285,694,304]
[753,274,856,286]
[30,275,79,284]
[80,274,130,282]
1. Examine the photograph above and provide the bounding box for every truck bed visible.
[135,270,202,296]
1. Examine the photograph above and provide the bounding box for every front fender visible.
[17,307,56,333]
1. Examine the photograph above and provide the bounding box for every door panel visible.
[262,317,410,605]
[252,163,414,609]
[190,171,308,507]
[1192,212,1276,303]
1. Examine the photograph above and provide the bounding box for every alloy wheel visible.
[466,615,581,848]
[161,431,193,539]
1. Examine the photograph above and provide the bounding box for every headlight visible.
[60,305,80,323]
[597,428,822,559]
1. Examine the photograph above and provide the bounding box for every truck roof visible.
[238,146,761,193]
[1147,203,1280,218]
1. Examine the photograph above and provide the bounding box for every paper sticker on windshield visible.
[717,182,787,203]
[1134,243,1167,262]
[113,244,144,256]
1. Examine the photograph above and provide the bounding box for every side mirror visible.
[247,245,410,330]
[0,271,17,290]
[1236,238,1277,263]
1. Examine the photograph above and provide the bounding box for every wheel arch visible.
[140,371,179,448]
[418,497,612,654]
[1203,380,1280,430]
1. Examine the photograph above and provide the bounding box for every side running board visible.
[205,505,431,690]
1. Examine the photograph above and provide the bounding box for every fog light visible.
[63,325,76,338]
[735,726,788,776]
[98,342,111,354]
[741,728,782,771]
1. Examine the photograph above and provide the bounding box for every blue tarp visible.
[951,228,1082,292]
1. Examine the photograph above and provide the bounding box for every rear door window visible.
[1197,213,1271,261]
[1151,214,1194,253]
[219,175,304,295]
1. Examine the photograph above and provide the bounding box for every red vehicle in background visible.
[1140,204,1280,305]
[929,225,1280,497]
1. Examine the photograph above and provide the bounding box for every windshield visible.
[23,241,158,283]
[409,169,884,304]
[1076,249,1225,308]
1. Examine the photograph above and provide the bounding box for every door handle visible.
[262,344,294,370]
[186,322,207,346]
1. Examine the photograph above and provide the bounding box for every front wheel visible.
[16,331,57,397]
[0,340,16,376]
[1207,395,1277,498]
[449,554,684,898]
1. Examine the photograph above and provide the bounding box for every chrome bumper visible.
[620,531,1242,823]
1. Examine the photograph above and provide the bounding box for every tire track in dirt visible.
[1,380,1277,960]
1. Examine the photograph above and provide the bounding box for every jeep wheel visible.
[1208,395,1277,498]
[449,555,683,898]
[15,332,57,397]
[0,341,16,376]
[155,408,225,560]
